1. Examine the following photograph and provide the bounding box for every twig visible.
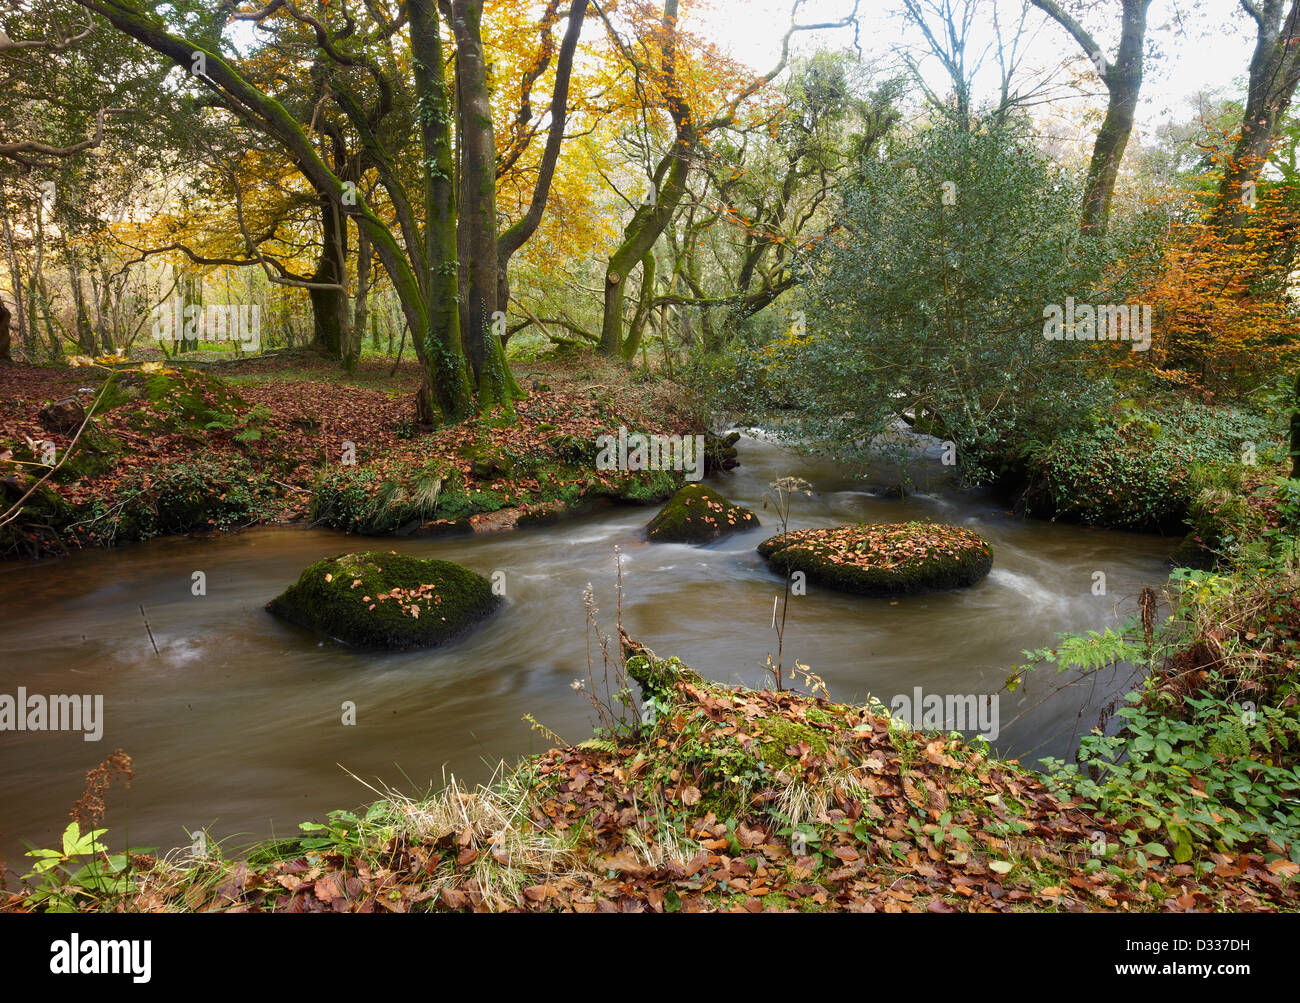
[139,604,159,656]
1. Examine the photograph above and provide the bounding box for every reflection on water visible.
[0,431,1174,861]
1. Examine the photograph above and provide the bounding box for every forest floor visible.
[0,351,703,557]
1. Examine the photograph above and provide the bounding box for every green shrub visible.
[78,457,276,544]
[1025,401,1278,531]
[1042,688,1300,863]
[313,460,456,534]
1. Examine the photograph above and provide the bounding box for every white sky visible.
[691,0,1257,131]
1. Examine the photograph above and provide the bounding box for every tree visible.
[596,0,861,358]
[792,120,1111,480]
[650,54,899,354]
[1213,0,1300,236]
[1031,0,1153,236]
[494,0,591,335]
[73,0,505,421]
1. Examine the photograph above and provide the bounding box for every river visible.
[0,430,1175,863]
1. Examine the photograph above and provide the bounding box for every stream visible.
[0,430,1176,863]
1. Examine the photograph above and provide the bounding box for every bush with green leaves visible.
[313,459,459,535]
[1022,400,1279,531]
[1041,688,1300,865]
[74,456,277,545]
[777,119,1146,485]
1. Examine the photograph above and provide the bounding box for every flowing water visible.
[0,431,1175,863]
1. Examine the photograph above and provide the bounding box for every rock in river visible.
[646,484,759,543]
[267,552,501,649]
[758,522,993,597]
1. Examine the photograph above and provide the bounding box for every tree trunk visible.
[0,196,26,354]
[0,296,11,362]
[410,0,475,423]
[63,246,96,354]
[1032,0,1152,236]
[1214,0,1300,237]
[309,194,348,358]
[450,0,522,409]
[601,151,691,355]
[621,250,656,362]
[351,224,371,369]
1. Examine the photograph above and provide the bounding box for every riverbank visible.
[0,354,712,559]
[3,638,1294,913]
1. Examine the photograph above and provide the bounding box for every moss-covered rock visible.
[267,552,501,649]
[758,521,993,597]
[646,484,759,543]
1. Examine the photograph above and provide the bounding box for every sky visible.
[690,0,1258,133]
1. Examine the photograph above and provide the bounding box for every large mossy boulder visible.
[758,521,993,597]
[646,484,759,543]
[267,552,501,649]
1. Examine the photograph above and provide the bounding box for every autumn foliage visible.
[1119,178,1300,392]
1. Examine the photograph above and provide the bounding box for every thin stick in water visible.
[139,604,159,656]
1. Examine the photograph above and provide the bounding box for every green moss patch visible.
[267,551,502,649]
[646,484,759,543]
[141,368,248,431]
[758,521,993,596]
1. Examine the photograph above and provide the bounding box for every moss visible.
[267,552,502,649]
[697,788,748,822]
[549,433,595,466]
[759,522,993,597]
[611,468,681,505]
[141,368,247,431]
[459,439,516,480]
[755,716,830,772]
[646,484,759,543]
[626,653,702,706]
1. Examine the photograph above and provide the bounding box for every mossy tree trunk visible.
[410,0,476,423]
[309,192,348,360]
[599,0,695,357]
[350,224,371,371]
[450,0,522,411]
[621,249,656,362]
